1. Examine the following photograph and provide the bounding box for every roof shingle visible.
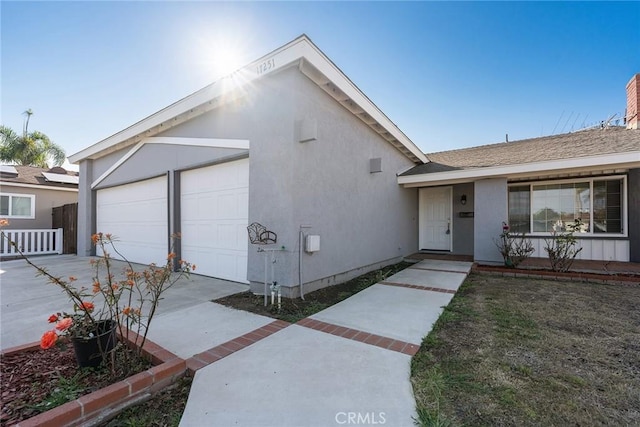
[403,127,640,176]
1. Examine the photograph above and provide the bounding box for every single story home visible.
[69,35,639,296]
[0,165,78,229]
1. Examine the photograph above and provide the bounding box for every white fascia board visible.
[0,182,78,193]
[69,35,426,165]
[69,37,307,164]
[145,137,250,150]
[90,137,250,189]
[91,142,145,189]
[299,42,428,163]
[398,151,640,187]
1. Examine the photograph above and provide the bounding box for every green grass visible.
[411,274,640,426]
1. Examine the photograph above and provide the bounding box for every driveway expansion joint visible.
[297,317,419,356]
[185,319,290,375]
[379,280,457,294]
[408,266,469,274]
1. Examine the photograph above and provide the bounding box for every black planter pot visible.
[71,320,117,368]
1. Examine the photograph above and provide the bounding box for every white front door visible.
[419,187,452,251]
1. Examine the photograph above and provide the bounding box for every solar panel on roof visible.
[41,172,79,185]
[0,165,18,175]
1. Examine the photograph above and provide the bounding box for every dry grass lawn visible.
[411,274,640,426]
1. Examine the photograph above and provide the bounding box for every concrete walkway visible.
[0,256,472,426]
[179,259,472,427]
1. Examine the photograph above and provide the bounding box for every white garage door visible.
[96,176,168,266]
[180,158,249,283]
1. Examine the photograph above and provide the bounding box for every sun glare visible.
[211,44,244,77]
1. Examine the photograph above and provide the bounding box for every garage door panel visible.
[97,176,168,266]
[180,158,249,283]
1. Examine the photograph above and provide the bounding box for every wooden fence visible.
[52,202,77,254]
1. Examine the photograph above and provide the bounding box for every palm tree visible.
[0,110,66,168]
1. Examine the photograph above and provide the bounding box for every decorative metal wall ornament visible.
[247,222,277,245]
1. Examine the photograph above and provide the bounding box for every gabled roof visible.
[0,165,79,190]
[399,127,640,186]
[69,35,427,164]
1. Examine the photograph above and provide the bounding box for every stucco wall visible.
[1,185,77,229]
[75,65,419,293]
[452,183,474,255]
[474,178,507,264]
[284,70,418,294]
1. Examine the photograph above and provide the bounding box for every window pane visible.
[0,196,8,216]
[593,179,622,233]
[532,183,590,232]
[11,196,32,216]
[508,186,530,233]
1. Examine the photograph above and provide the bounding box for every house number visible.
[256,58,275,75]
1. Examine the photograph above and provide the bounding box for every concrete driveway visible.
[0,255,249,350]
[1,255,472,426]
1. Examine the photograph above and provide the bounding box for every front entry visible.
[419,187,452,251]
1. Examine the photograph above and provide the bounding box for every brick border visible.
[185,320,290,374]
[296,318,419,356]
[472,264,640,284]
[379,280,457,294]
[3,331,187,427]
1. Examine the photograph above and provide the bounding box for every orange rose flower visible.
[80,301,95,312]
[56,317,73,331]
[122,306,131,316]
[40,330,58,349]
[48,314,59,323]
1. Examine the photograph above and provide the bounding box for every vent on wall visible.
[370,158,382,173]
[297,118,317,143]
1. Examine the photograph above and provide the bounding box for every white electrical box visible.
[305,235,320,253]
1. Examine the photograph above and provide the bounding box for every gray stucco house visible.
[69,36,640,296]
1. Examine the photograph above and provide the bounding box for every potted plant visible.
[0,221,194,375]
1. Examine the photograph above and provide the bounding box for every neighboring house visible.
[69,35,426,296]
[398,73,640,264]
[0,165,79,229]
[69,34,640,298]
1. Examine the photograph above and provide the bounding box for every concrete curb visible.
[3,333,187,427]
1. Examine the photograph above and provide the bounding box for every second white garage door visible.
[180,158,249,283]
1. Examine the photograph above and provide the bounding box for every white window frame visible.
[508,175,628,237]
[0,192,36,219]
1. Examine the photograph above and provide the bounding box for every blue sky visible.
[2,1,639,165]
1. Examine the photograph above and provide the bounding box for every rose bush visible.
[1,221,194,377]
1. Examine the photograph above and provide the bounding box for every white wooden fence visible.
[0,228,64,257]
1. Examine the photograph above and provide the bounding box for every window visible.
[508,177,625,235]
[0,193,35,218]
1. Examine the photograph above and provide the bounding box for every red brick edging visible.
[185,320,290,374]
[472,264,640,284]
[296,318,420,356]
[3,331,186,427]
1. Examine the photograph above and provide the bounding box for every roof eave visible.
[69,35,427,165]
[398,151,640,187]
